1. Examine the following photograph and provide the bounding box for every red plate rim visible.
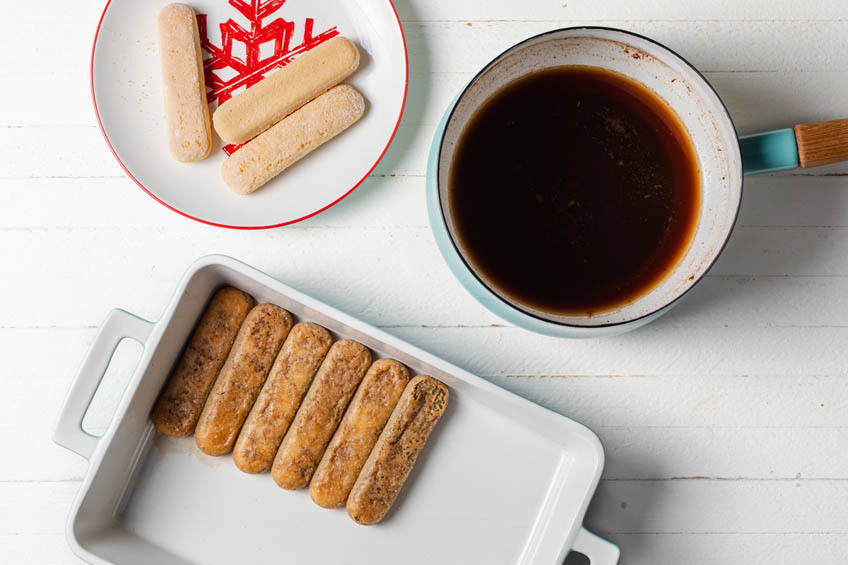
[90,0,409,230]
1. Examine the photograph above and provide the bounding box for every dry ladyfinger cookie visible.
[347,375,449,525]
[194,304,293,456]
[157,3,212,162]
[232,322,333,474]
[213,36,360,145]
[221,84,366,195]
[310,359,410,508]
[272,340,371,490]
[151,287,255,437]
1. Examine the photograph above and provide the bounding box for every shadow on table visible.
[374,0,432,173]
[574,446,663,565]
[649,75,847,330]
[657,173,846,329]
[564,550,591,564]
[595,35,848,564]
[304,0,432,225]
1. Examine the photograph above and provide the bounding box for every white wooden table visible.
[2,1,847,563]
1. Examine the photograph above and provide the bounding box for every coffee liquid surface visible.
[449,66,701,316]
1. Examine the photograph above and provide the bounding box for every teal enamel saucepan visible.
[426,27,848,338]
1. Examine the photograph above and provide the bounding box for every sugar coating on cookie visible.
[157,3,212,162]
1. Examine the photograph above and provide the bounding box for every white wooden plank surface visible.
[1,1,847,563]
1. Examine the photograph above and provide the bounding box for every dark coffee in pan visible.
[448,65,700,316]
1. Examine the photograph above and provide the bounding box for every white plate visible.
[53,255,620,564]
[92,0,407,228]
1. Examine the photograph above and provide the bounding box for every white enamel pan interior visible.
[53,255,619,564]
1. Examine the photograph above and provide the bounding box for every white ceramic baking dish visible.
[53,255,619,564]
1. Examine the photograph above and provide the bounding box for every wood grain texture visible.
[795,118,848,168]
[2,1,848,563]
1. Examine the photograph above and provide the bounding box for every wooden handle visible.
[794,118,848,168]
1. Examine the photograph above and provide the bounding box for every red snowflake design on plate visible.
[197,0,339,154]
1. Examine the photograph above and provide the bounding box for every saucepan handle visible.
[570,527,620,564]
[52,308,153,460]
[741,117,848,175]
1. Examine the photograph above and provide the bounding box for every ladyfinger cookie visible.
[233,322,333,474]
[221,84,365,195]
[157,3,212,162]
[272,340,371,490]
[194,304,292,456]
[151,288,254,437]
[213,36,360,145]
[347,375,449,525]
[310,359,410,508]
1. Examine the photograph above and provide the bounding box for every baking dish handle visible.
[571,527,620,564]
[53,308,153,460]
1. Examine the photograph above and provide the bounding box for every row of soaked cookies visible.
[150,287,448,525]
